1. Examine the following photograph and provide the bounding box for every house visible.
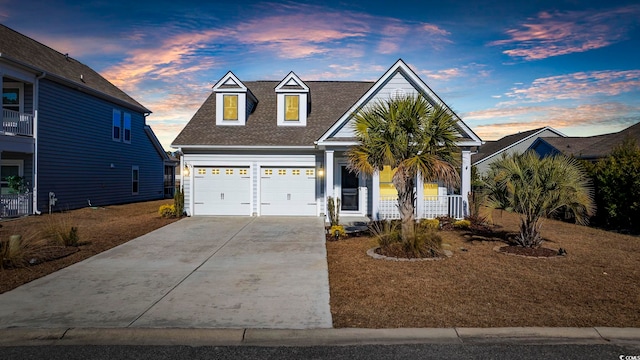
[0,24,175,217]
[172,59,482,220]
[472,126,565,175]
[530,122,640,161]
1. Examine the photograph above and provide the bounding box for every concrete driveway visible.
[0,217,332,329]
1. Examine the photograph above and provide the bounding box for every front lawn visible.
[327,210,640,328]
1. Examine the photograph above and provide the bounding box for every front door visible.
[341,166,359,211]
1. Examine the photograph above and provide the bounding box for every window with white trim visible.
[0,160,23,195]
[2,83,23,113]
[132,166,139,195]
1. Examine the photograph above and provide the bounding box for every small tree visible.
[327,196,340,226]
[174,187,185,217]
[484,151,594,248]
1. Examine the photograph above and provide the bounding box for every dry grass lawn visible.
[0,199,178,294]
[327,210,640,328]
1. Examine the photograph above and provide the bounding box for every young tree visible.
[347,95,460,244]
[484,151,594,248]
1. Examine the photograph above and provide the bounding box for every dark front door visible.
[341,166,359,211]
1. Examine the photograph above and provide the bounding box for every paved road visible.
[3,343,640,360]
[0,217,332,329]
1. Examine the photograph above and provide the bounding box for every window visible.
[132,166,139,195]
[292,169,300,175]
[223,95,238,120]
[198,168,206,175]
[1,160,23,195]
[305,169,314,176]
[264,169,273,175]
[278,169,286,175]
[225,168,234,175]
[284,95,299,121]
[123,112,131,143]
[211,168,220,175]
[112,110,121,141]
[239,169,248,175]
[380,166,398,197]
[2,83,22,112]
[424,183,438,198]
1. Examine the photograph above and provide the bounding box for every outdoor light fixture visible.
[318,167,324,177]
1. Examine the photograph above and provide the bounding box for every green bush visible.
[159,204,177,218]
[584,138,640,233]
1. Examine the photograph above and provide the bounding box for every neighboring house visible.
[172,59,482,220]
[531,122,640,161]
[0,24,174,217]
[472,126,565,175]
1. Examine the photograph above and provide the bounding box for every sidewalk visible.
[1,327,639,347]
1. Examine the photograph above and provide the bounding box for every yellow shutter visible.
[423,183,439,197]
[223,95,238,120]
[285,95,299,121]
[379,166,398,196]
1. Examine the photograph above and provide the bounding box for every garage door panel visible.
[193,167,250,216]
[260,167,316,216]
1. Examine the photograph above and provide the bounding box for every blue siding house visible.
[1,24,174,216]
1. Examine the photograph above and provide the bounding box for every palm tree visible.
[483,151,595,248]
[347,95,460,243]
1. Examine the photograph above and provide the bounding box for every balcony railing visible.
[2,109,33,136]
[379,195,465,220]
[0,192,33,218]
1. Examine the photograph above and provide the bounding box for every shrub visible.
[369,220,402,248]
[174,187,185,217]
[327,196,340,226]
[159,204,177,218]
[405,230,443,257]
[453,219,471,229]
[418,219,439,231]
[44,213,80,247]
[1,235,25,268]
[329,225,346,240]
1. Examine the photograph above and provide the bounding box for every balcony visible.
[2,109,33,136]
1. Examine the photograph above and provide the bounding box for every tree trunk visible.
[519,215,542,248]
[394,168,416,243]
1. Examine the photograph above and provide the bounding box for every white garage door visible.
[193,167,250,215]
[260,167,316,216]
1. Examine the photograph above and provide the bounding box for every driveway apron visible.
[0,217,332,329]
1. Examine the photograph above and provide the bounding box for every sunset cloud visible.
[504,70,640,103]
[489,5,640,60]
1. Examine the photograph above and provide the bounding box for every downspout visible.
[32,71,46,215]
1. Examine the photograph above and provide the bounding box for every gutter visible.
[32,71,46,215]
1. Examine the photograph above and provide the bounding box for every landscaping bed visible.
[327,210,640,328]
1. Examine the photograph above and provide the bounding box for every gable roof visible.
[472,126,564,164]
[534,122,640,160]
[317,59,482,146]
[0,24,149,113]
[172,81,374,147]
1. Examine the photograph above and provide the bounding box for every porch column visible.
[324,150,335,204]
[415,173,424,219]
[371,170,380,220]
[461,150,472,218]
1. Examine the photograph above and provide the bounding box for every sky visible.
[2,0,639,150]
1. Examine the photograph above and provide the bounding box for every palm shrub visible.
[174,187,185,217]
[327,196,340,226]
[347,95,459,255]
[484,151,594,248]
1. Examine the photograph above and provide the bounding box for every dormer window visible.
[284,95,299,121]
[276,72,309,127]
[223,94,238,121]
[212,71,256,126]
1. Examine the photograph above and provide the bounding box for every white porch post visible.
[461,150,472,218]
[416,173,424,219]
[324,150,335,208]
[371,170,380,220]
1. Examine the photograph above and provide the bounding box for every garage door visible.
[260,167,316,216]
[193,167,250,215]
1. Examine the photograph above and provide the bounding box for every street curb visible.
[0,327,639,347]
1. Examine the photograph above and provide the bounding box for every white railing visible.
[378,195,465,220]
[0,192,33,217]
[2,109,33,136]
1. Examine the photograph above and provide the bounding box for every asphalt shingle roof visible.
[472,127,545,163]
[172,81,375,147]
[0,24,148,113]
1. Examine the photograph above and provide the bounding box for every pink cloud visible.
[504,70,640,103]
[489,5,640,60]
